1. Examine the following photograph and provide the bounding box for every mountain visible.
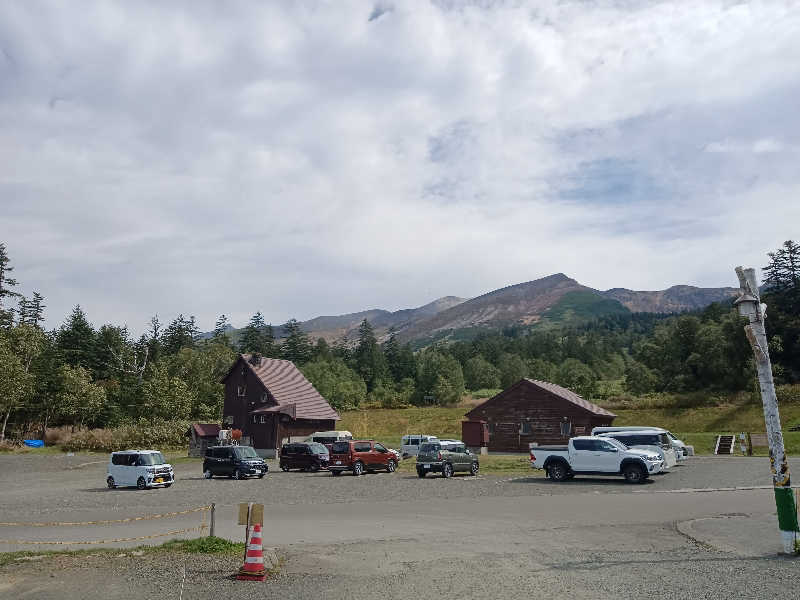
[395,275,739,345]
[287,296,467,343]
[601,285,740,313]
[207,275,738,347]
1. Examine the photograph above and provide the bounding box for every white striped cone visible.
[238,523,267,580]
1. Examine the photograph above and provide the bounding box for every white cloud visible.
[0,0,798,333]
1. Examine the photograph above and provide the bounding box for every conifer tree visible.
[280,318,312,364]
[0,243,20,328]
[238,312,276,356]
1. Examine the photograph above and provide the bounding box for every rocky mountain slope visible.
[218,275,738,346]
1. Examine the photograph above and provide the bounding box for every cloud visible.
[0,1,798,333]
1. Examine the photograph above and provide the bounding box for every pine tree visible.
[763,240,800,293]
[0,243,20,328]
[280,319,312,364]
[17,292,45,327]
[162,314,199,354]
[354,319,388,391]
[238,312,276,356]
[213,314,234,348]
[146,315,162,363]
[56,305,100,372]
[383,327,401,381]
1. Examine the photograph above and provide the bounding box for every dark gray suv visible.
[416,441,479,478]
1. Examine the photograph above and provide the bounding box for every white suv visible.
[107,450,174,490]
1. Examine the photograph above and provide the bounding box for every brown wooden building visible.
[463,379,616,453]
[221,354,340,458]
[186,423,221,457]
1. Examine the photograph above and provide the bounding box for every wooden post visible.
[734,266,799,553]
[209,503,216,538]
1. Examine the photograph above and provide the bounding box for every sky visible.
[1,1,799,334]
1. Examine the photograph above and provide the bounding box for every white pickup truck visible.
[529,436,664,484]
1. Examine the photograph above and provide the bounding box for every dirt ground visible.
[2,454,799,599]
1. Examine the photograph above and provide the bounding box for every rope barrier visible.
[0,505,212,527]
[0,525,208,546]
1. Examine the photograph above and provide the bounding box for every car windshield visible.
[309,443,329,454]
[420,443,440,453]
[234,447,259,459]
[605,438,628,451]
[331,441,350,453]
[138,452,166,466]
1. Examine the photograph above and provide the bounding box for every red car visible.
[328,440,398,476]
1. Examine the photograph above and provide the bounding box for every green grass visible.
[541,290,630,325]
[0,537,245,568]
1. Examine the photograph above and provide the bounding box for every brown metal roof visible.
[238,355,340,421]
[192,423,221,438]
[523,379,616,417]
[465,378,616,419]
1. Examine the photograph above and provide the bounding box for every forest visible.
[0,240,798,443]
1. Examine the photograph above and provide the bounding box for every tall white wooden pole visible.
[734,267,799,554]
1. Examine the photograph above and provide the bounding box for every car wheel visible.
[442,463,453,478]
[203,469,213,479]
[352,461,364,476]
[163,483,172,488]
[470,462,479,476]
[331,470,341,476]
[136,476,147,490]
[623,464,647,484]
[386,459,396,473]
[547,462,569,482]
[281,465,290,472]
[234,470,244,480]
[417,469,426,478]
[310,463,320,473]
[258,474,265,479]
[106,476,115,489]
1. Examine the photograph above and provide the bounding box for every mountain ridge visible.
[216,275,739,346]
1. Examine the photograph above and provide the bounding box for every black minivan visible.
[280,442,330,472]
[203,445,268,479]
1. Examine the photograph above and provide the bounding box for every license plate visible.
[155,477,163,483]
[423,464,430,469]
[335,460,342,465]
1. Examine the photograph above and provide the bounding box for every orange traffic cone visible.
[237,523,267,581]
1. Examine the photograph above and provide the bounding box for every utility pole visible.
[734,266,799,554]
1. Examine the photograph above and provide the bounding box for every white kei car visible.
[107,449,174,490]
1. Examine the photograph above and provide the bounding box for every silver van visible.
[401,434,439,458]
[595,430,677,470]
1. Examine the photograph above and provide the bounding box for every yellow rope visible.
[0,525,208,545]
[0,506,212,527]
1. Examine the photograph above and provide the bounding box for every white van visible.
[592,426,692,459]
[401,434,439,458]
[107,450,174,490]
[595,430,678,470]
[309,430,353,445]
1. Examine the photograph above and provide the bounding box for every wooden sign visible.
[238,502,264,525]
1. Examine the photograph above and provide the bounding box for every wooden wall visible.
[465,381,614,452]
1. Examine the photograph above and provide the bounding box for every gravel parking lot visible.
[2,453,799,599]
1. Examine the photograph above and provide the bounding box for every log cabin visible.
[463,379,616,453]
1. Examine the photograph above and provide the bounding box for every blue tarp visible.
[23,440,44,448]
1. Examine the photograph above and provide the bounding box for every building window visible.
[488,423,495,436]
[260,415,267,424]
[261,392,268,404]
[237,385,246,397]
[574,426,586,435]
[520,422,532,435]
[560,419,572,437]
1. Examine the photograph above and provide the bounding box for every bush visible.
[777,384,800,404]
[62,420,191,452]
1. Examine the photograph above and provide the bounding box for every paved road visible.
[2,454,799,599]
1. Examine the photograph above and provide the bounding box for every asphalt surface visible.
[2,454,799,599]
